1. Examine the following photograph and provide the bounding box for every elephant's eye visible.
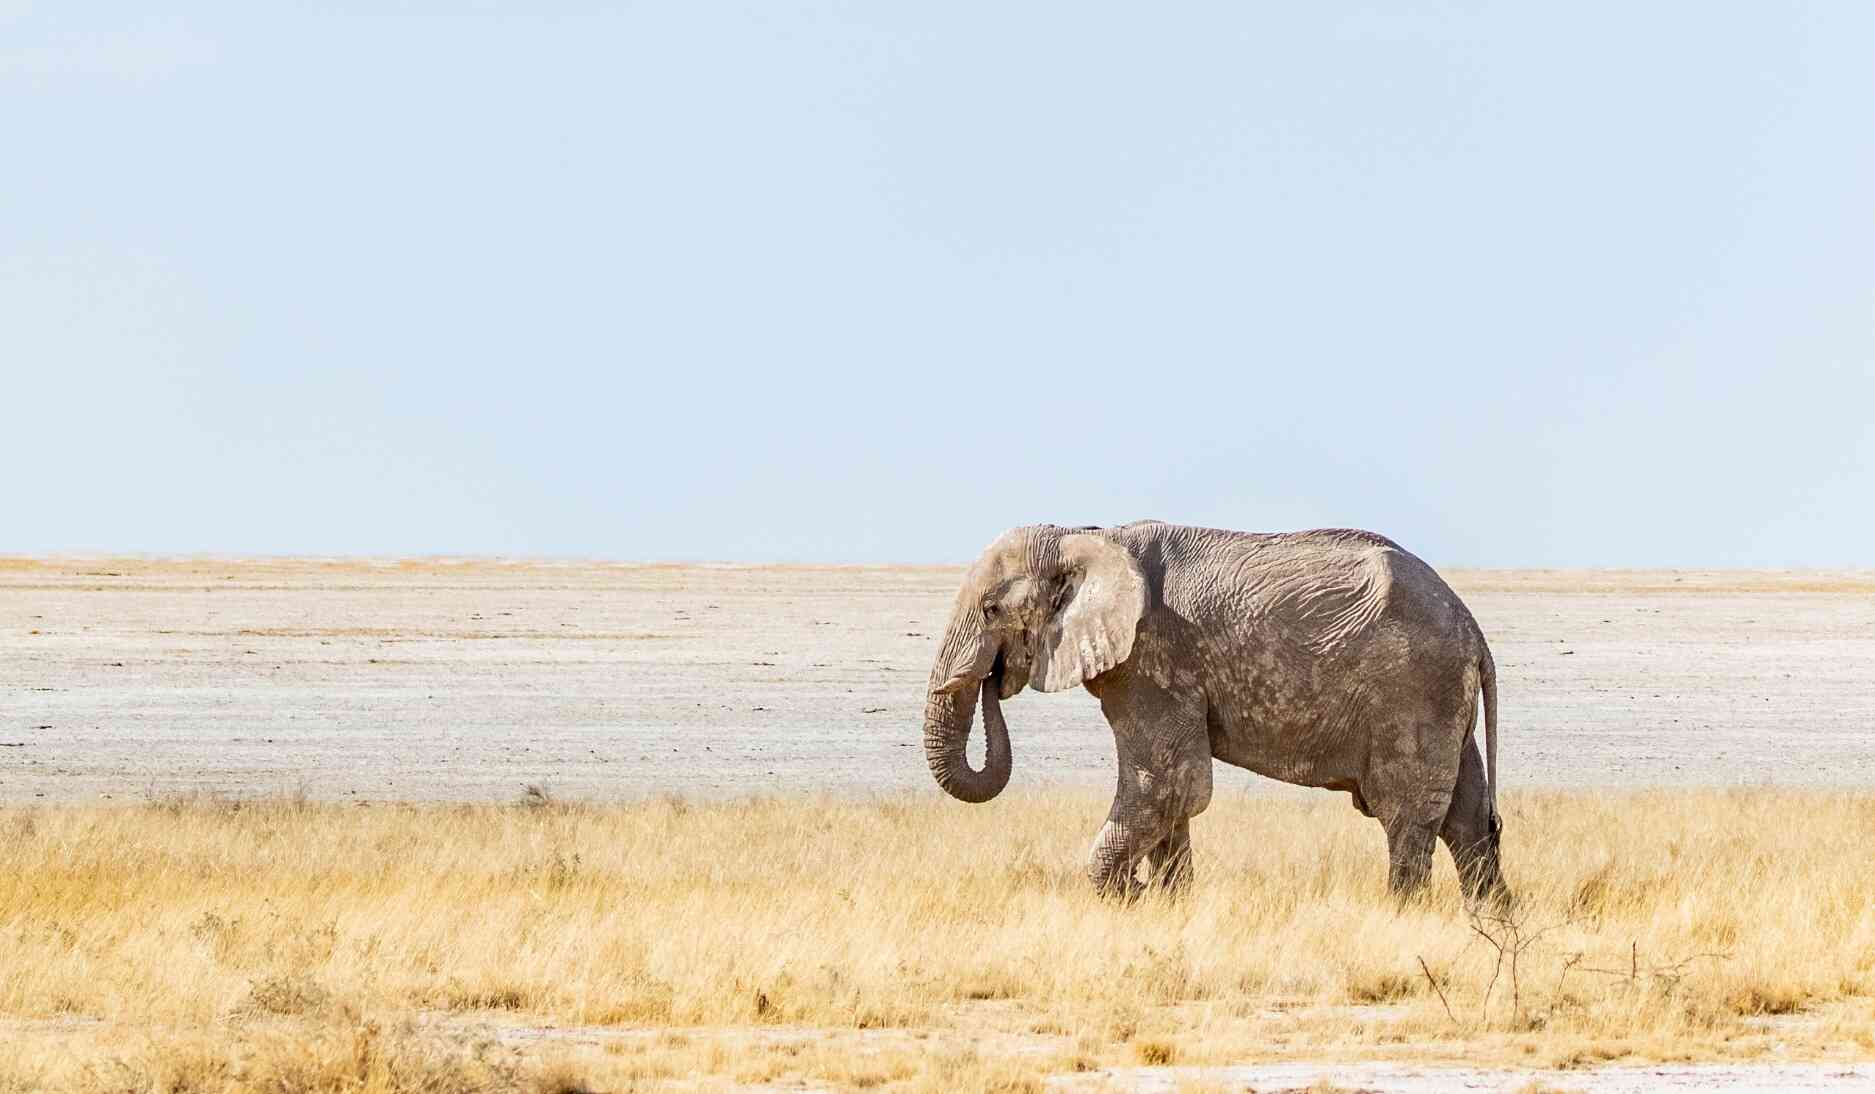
[982,603,999,621]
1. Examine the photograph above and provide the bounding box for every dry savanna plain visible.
[3,558,1875,1092]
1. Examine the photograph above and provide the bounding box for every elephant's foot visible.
[1447,834,1510,911]
[1089,813,1194,898]
[1474,877,1514,916]
[1142,818,1193,893]
[1383,816,1438,899]
[1087,818,1144,898]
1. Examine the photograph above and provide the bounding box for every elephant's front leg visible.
[1087,797,1147,899]
[1085,671,1212,896]
[1143,818,1193,891]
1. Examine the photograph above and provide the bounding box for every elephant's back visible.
[1285,532,1482,661]
[1145,525,1481,659]
[1364,540,1485,654]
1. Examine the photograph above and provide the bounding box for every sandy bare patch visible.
[1065,1060,1875,1092]
[4,559,1874,803]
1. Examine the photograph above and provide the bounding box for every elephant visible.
[921,520,1504,902]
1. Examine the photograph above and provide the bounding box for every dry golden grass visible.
[2,789,1872,1090]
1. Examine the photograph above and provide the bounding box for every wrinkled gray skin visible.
[923,521,1504,902]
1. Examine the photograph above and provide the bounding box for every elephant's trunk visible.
[923,664,1012,804]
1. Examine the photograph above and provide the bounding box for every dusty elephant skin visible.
[923,521,1504,900]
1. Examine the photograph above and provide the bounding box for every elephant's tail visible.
[1480,647,1500,832]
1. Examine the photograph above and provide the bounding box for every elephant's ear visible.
[1033,533,1146,693]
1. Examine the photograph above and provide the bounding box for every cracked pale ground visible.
[2,560,1873,1091]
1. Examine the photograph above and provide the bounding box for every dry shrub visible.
[239,973,332,1017]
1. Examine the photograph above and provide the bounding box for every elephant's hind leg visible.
[1366,738,1457,899]
[1438,735,1506,906]
[1366,673,1472,899]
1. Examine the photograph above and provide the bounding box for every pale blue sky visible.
[6,4,1871,565]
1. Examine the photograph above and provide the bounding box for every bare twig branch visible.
[1553,952,1583,1009]
[1419,955,1457,1027]
[1573,952,1730,979]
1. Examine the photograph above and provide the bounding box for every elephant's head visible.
[922,525,1147,803]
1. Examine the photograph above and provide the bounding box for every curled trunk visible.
[923,670,1011,803]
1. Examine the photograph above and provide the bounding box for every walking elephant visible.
[921,521,1505,902]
